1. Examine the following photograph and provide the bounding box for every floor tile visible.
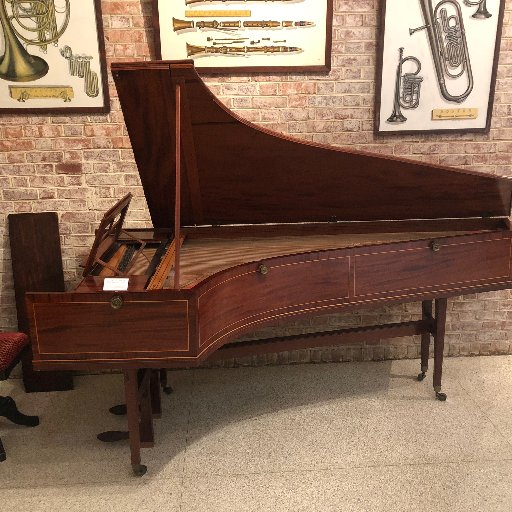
[2,355,512,512]
[0,373,189,486]
[1,477,182,512]
[180,460,512,512]
[183,360,512,476]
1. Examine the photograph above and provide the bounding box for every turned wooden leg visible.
[150,370,162,417]
[124,369,147,476]
[418,300,433,381]
[433,298,448,401]
[138,370,155,448]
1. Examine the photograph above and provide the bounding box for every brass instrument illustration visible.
[60,45,99,97]
[464,0,491,19]
[9,84,73,102]
[173,18,314,32]
[387,47,423,124]
[186,43,301,57]
[185,0,297,5]
[410,0,473,103]
[0,0,70,82]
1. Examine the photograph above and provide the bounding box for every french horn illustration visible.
[0,0,70,82]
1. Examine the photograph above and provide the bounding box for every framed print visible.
[152,0,333,73]
[0,0,110,113]
[375,0,505,134]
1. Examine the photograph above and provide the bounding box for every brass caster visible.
[132,463,147,477]
[109,404,127,415]
[435,392,447,401]
[417,372,426,381]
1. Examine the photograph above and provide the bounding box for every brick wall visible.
[1,0,512,364]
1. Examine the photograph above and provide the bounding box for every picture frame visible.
[152,0,333,73]
[0,0,110,114]
[375,0,505,134]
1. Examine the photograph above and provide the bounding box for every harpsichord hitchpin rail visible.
[26,61,512,476]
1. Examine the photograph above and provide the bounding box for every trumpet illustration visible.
[173,18,314,32]
[387,47,423,124]
[186,43,301,57]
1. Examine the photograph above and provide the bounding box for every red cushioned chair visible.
[0,332,39,462]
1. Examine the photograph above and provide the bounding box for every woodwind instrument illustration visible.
[387,47,423,124]
[464,0,492,19]
[173,18,314,32]
[0,0,70,82]
[60,45,99,97]
[409,0,473,103]
[186,43,301,57]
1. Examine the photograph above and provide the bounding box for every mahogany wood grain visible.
[208,320,432,361]
[112,61,512,228]
[30,296,191,359]
[138,370,154,447]
[8,212,73,392]
[421,300,433,373]
[124,370,142,469]
[433,299,448,392]
[198,251,350,348]
[354,234,511,297]
[149,370,162,417]
[26,229,512,369]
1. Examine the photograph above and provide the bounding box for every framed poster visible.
[0,0,110,113]
[375,0,505,134]
[152,0,333,73]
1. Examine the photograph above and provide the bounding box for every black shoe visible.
[0,437,6,462]
[0,397,39,427]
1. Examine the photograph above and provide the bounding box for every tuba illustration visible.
[464,0,492,19]
[410,0,473,103]
[0,0,70,82]
[387,47,423,124]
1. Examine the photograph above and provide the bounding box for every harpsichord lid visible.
[111,61,512,228]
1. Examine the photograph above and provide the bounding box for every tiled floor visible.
[2,356,512,511]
